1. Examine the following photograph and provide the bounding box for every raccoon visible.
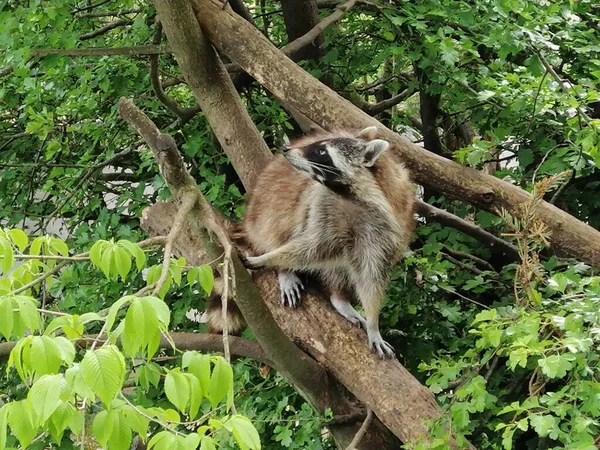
[242,126,415,358]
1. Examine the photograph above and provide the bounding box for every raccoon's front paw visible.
[244,255,266,269]
[368,332,395,359]
[278,271,304,308]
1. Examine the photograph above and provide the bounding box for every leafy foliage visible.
[1,0,600,448]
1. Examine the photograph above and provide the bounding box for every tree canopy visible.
[1,0,599,449]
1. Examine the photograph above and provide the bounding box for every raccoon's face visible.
[284,134,389,190]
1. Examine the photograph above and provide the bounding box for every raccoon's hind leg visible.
[330,292,366,329]
[278,270,304,308]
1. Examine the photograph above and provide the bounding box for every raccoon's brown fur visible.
[242,126,416,358]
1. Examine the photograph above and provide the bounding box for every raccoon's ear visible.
[363,139,389,167]
[358,126,378,141]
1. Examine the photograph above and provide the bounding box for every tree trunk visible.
[191,0,600,270]
[280,0,322,61]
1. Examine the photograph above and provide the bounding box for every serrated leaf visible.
[114,246,132,281]
[538,354,573,379]
[7,400,37,448]
[81,345,126,405]
[124,296,160,358]
[101,245,114,279]
[12,295,41,336]
[8,229,28,252]
[0,404,8,450]
[118,240,146,271]
[48,401,77,444]
[183,433,201,450]
[187,373,202,420]
[92,410,114,448]
[529,414,559,438]
[121,405,150,442]
[54,336,76,366]
[50,238,68,257]
[0,295,14,340]
[208,357,233,409]
[183,352,211,395]
[164,369,190,414]
[106,296,134,333]
[89,240,108,271]
[29,237,43,256]
[29,335,62,377]
[224,415,261,450]
[0,237,14,274]
[28,374,63,426]
[65,364,96,400]
[148,431,175,450]
[200,436,217,450]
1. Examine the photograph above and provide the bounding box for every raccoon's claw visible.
[278,271,304,308]
[368,333,395,359]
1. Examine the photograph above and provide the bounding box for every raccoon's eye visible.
[317,148,327,156]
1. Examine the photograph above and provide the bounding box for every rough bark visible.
[192,0,600,270]
[152,0,271,191]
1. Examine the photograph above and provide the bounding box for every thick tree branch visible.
[193,0,600,270]
[281,0,323,61]
[0,333,270,365]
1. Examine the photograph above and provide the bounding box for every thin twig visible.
[79,19,133,40]
[345,408,373,450]
[534,49,591,123]
[152,192,198,296]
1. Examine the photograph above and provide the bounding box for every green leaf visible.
[224,415,261,450]
[148,431,175,450]
[196,265,214,295]
[182,352,211,395]
[7,400,37,448]
[0,404,8,450]
[0,237,14,274]
[92,410,114,448]
[124,296,160,357]
[106,295,134,333]
[200,436,217,450]
[538,354,573,379]
[29,335,63,377]
[183,433,201,450]
[28,374,63,426]
[0,295,14,340]
[529,414,560,439]
[164,369,190,414]
[89,240,109,272]
[80,345,126,405]
[114,246,132,281]
[47,402,77,444]
[208,356,233,409]
[8,229,28,252]
[118,240,146,271]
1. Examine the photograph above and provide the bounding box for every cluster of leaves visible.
[0,228,262,450]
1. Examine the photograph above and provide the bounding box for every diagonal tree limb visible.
[192,0,600,270]
[117,97,331,408]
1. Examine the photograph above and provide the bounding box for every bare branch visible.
[417,200,519,260]
[345,409,373,450]
[352,87,416,116]
[32,45,171,57]
[78,8,142,18]
[0,333,271,365]
[153,192,198,296]
[534,49,591,123]
[79,18,132,40]
[149,21,200,122]
[282,0,358,61]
